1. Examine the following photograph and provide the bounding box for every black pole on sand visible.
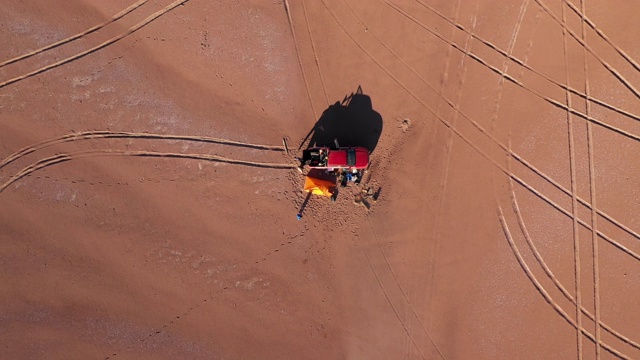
[297,192,312,220]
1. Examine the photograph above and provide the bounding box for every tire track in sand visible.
[419,0,461,349]
[387,0,640,143]
[0,0,148,68]
[579,0,602,357]
[364,217,447,360]
[485,0,532,234]
[505,140,640,354]
[503,7,637,344]
[497,205,631,359]
[320,2,444,358]
[354,223,428,360]
[0,149,295,195]
[343,0,470,351]
[323,1,638,356]
[564,0,640,73]
[432,0,462,118]
[338,0,637,355]
[496,124,636,357]
[533,0,640,101]
[488,0,530,134]
[283,0,319,125]
[378,0,640,245]
[301,0,331,107]
[401,1,640,253]
[494,5,637,353]
[0,0,190,89]
[326,0,640,255]
[427,0,478,320]
[354,0,640,148]
[412,0,640,127]
[561,4,583,356]
[0,130,285,170]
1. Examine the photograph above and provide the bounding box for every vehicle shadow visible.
[298,86,383,153]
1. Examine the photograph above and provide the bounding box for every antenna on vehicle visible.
[334,138,340,148]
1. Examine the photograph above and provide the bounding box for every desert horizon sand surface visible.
[1,0,639,359]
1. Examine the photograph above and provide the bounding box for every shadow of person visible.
[299,86,383,154]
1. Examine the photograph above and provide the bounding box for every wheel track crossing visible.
[377,0,640,243]
[505,140,640,353]
[493,4,637,351]
[319,1,639,357]
[497,205,630,359]
[563,0,640,74]
[532,0,640,101]
[321,0,640,258]
[411,0,640,126]
[386,0,640,143]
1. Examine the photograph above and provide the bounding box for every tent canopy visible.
[304,176,335,197]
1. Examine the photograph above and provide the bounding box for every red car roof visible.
[328,149,347,167]
[326,147,369,169]
[353,147,369,168]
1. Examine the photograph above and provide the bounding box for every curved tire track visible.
[0,149,295,194]
[497,205,630,359]
[505,146,640,352]
[494,5,639,352]
[0,0,148,68]
[0,0,190,89]
[0,130,285,170]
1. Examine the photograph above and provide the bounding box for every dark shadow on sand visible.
[298,86,383,153]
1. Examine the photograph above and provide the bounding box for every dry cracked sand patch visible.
[1,0,640,359]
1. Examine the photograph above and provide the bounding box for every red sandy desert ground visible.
[1,0,639,359]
